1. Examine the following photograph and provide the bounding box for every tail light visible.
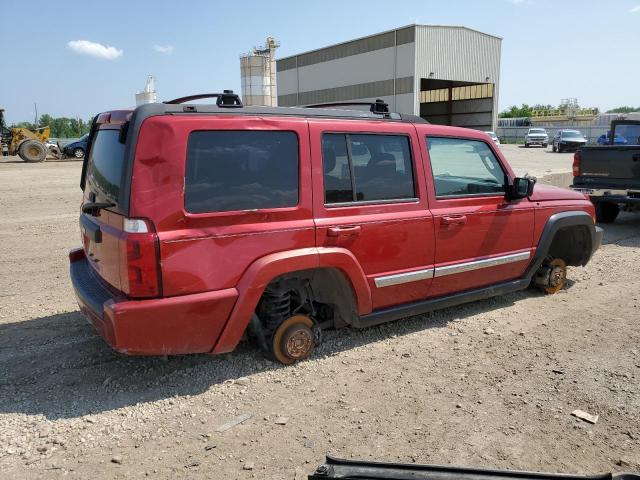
[572,151,581,177]
[119,218,161,298]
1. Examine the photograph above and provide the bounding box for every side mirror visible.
[508,177,535,200]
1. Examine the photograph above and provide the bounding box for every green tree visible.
[606,106,640,114]
[35,114,92,138]
[498,104,534,118]
[12,121,37,130]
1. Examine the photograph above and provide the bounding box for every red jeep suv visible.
[70,92,602,364]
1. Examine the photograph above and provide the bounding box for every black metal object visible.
[356,278,530,328]
[164,90,243,108]
[70,257,116,318]
[305,99,391,116]
[309,456,639,480]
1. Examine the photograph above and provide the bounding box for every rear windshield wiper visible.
[82,201,115,214]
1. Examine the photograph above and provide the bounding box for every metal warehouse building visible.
[276,25,501,131]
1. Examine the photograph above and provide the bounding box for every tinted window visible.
[427,137,506,197]
[86,129,126,203]
[185,131,298,213]
[615,124,640,145]
[322,133,415,204]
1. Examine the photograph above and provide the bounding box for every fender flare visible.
[212,247,371,354]
[523,210,600,279]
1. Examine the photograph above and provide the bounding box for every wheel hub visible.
[549,264,565,288]
[543,258,567,294]
[271,314,315,365]
[282,326,313,360]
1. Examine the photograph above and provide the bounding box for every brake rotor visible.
[271,314,315,365]
[544,258,567,294]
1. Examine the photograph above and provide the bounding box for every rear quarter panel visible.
[129,115,315,297]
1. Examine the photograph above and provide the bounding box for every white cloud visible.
[67,40,123,60]
[631,4,640,12]
[153,44,174,55]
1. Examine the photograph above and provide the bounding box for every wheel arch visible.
[211,247,371,354]
[524,210,598,278]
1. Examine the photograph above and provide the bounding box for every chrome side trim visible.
[374,268,434,288]
[434,251,531,278]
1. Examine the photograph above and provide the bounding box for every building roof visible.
[276,24,502,62]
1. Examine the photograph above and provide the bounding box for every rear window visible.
[185,131,299,213]
[85,129,126,203]
[614,124,640,145]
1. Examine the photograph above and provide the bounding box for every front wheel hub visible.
[536,258,567,294]
[271,314,315,365]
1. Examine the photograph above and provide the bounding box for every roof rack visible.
[305,99,391,116]
[164,90,243,108]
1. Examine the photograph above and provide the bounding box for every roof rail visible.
[305,99,391,116]
[164,90,243,108]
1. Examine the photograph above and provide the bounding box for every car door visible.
[419,133,535,297]
[309,119,435,311]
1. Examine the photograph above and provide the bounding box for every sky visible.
[2,0,639,124]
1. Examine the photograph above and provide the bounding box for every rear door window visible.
[85,129,127,204]
[427,137,506,197]
[322,133,415,204]
[185,131,299,213]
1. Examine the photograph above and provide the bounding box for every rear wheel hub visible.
[271,314,315,365]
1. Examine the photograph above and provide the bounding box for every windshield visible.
[561,131,582,138]
[84,129,126,205]
[614,124,640,145]
[528,129,546,134]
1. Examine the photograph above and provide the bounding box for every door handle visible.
[327,225,361,237]
[441,215,467,227]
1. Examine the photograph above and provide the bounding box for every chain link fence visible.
[496,126,610,145]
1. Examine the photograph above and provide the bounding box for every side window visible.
[426,137,506,197]
[185,130,299,213]
[322,133,416,204]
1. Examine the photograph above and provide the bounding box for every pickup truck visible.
[571,120,640,223]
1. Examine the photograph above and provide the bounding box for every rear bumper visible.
[571,186,640,204]
[70,250,238,355]
[592,226,604,257]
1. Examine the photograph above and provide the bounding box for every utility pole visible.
[34,103,38,128]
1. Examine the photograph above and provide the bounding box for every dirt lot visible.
[0,146,638,479]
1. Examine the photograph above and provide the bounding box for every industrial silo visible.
[135,75,157,106]
[240,37,279,106]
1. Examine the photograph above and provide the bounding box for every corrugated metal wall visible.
[274,24,501,125]
[276,26,417,112]
[414,26,501,128]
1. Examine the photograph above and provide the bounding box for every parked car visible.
[63,134,89,158]
[552,130,587,152]
[572,120,640,223]
[70,93,602,364]
[597,132,628,145]
[487,131,501,145]
[524,128,548,148]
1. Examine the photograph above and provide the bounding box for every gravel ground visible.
[0,149,638,479]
